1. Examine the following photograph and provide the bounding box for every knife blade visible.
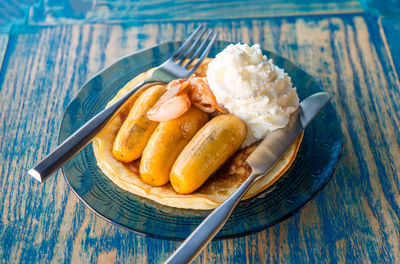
[164,92,331,264]
[246,92,331,177]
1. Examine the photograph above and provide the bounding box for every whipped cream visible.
[206,43,299,147]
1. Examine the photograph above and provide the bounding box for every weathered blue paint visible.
[362,0,400,16]
[380,17,400,92]
[1,0,400,262]
[26,0,364,24]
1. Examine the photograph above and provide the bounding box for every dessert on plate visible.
[93,43,301,210]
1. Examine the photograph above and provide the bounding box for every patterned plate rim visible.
[59,41,342,240]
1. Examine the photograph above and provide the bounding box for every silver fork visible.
[29,25,217,183]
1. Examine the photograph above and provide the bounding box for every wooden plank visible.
[379,17,400,82]
[361,0,400,17]
[27,0,364,24]
[0,34,9,74]
[0,15,399,263]
[0,0,37,33]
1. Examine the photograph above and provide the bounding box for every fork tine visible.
[178,27,208,65]
[172,25,204,59]
[187,32,217,73]
[184,30,213,68]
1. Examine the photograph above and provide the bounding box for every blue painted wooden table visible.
[1,0,400,263]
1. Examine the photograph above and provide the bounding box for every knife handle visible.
[28,80,150,182]
[164,172,260,264]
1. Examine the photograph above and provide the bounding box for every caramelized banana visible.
[170,114,246,194]
[140,106,208,186]
[113,85,166,162]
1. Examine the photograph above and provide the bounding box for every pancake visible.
[92,59,302,210]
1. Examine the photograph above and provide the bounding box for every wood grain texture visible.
[379,17,400,81]
[0,34,9,74]
[0,0,39,33]
[26,0,364,25]
[0,14,399,263]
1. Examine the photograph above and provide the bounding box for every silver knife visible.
[164,92,331,264]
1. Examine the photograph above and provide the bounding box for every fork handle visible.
[164,172,260,264]
[28,80,152,182]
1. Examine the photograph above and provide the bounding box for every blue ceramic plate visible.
[59,41,342,240]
